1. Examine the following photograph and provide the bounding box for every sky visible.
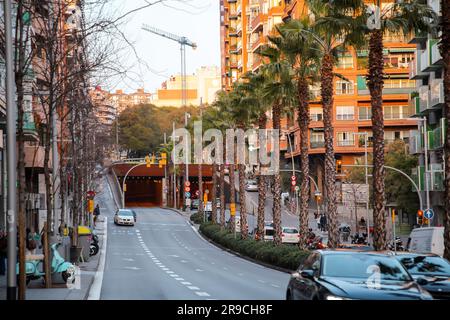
[104,0,221,94]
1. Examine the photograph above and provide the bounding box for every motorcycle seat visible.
[25,254,44,261]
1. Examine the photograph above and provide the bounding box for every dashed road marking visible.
[187,286,200,290]
[195,292,210,297]
[181,282,192,285]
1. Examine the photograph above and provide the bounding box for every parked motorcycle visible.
[351,232,368,245]
[89,233,99,257]
[388,237,405,251]
[17,242,75,285]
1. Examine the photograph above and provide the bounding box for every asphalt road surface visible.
[98,182,290,300]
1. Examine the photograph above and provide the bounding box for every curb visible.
[196,225,294,274]
[162,207,191,218]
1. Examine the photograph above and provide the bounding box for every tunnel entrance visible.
[124,177,163,207]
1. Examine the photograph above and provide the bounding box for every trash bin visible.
[78,226,92,262]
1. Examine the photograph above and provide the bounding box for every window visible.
[336,80,354,95]
[310,107,323,121]
[359,106,372,120]
[384,105,414,119]
[310,132,325,148]
[337,55,353,69]
[384,79,416,89]
[384,52,414,69]
[337,132,355,146]
[336,106,354,121]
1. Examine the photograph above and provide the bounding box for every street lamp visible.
[184,112,191,212]
[352,132,371,242]
[406,117,430,227]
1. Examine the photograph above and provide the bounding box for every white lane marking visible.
[124,267,141,270]
[175,278,184,281]
[168,255,180,258]
[181,282,192,285]
[258,280,266,284]
[88,217,108,300]
[223,267,228,271]
[180,260,188,263]
[187,286,200,290]
[195,292,210,297]
[195,269,204,272]
[166,271,174,274]
[123,258,135,262]
[161,268,169,271]
[271,284,280,288]
[169,274,179,277]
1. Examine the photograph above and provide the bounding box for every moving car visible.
[245,180,258,192]
[114,209,135,226]
[407,227,444,256]
[286,250,433,300]
[395,252,450,300]
[282,227,300,244]
[191,199,200,210]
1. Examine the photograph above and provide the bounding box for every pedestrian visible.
[316,215,321,230]
[322,214,328,231]
[319,214,325,232]
[93,204,100,226]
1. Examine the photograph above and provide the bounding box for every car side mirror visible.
[300,270,315,279]
[416,277,428,286]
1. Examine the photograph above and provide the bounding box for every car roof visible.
[316,249,396,257]
[392,252,441,258]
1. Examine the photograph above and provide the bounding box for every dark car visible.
[395,253,450,300]
[286,250,433,300]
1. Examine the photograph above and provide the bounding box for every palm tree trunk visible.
[442,0,450,261]
[211,163,218,224]
[257,114,268,240]
[321,53,339,248]
[219,162,226,228]
[272,104,282,245]
[238,163,248,239]
[298,78,310,250]
[198,163,204,218]
[229,163,235,232]
[368,29,387,251]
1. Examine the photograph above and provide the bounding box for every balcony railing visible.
[337,140,355,147]
[431,40,442,65]
[431,163,444,192]
[419,85,430,112]
[409,96,421,115]
[430,78,444,108]
[409,57,427,80]
[409,132,423,154]
[310,141,325,149]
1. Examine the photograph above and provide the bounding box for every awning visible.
[388,48,416,53]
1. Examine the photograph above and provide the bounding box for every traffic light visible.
[336,160,343,174]
[417,210,423,225]
[145,155,151,167]
[161,153,167,165]
[391,208,397,223]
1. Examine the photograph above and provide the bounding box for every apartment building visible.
[109,88,152,115]
[408,0,445,226]
[151,66,221,107]
[90,86,117,127]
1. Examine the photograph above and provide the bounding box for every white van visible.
[407,227,444,256]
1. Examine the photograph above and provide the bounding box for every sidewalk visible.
[0,217,106,300]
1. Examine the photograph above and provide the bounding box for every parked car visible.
[286,250,433,300]
[245,180,258,192]
[114,209,135,226]
[407,227,444,256]
[281,227,300,244]
[395,252,450,300]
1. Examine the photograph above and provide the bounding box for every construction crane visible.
[141,24,197,212]
[141,24,197,110]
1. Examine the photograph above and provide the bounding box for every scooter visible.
[16,242,75,285]
[89,233,99,257]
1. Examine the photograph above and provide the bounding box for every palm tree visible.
[440,0,450,260]
[276,19,321,249]
[259,43,297,245]
[240,72,271,241]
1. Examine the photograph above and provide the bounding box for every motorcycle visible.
[89,233,99,257]
[388,237,405,251]
[17,242,75,285]
[351,233,368,245]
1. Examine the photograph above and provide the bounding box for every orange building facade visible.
[220,0,419,186]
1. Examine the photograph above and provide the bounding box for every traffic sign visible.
[291,180,296,186]
[295,186,300,192]
[424,209,434,219]
[185,181,191,187]
[185,186,191,192]
[185,192,191,198]
[195,190,200,196]
[205,189,210,194]
[291,176,296,181]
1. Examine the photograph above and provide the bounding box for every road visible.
[96,179,290,300]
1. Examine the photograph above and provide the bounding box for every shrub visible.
[199,223,310,271]
[190,212,203,224]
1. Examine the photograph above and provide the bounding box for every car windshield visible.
[247,180,257,185]
[322,254,412,281]
[283,228,298,234]
[265,229,274,236]
[397,256,450,276]
[118,210,133,217]
[264,222,273,227]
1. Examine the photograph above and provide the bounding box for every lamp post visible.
[184,112,191,212]
[352,132,370,242]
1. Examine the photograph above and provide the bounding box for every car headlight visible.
[326,295,353,300]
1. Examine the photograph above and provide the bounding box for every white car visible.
[245,180,258,192]
[281,227,300,244]
[114,209,135,226]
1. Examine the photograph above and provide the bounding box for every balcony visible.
[418,85,430,112]
[429,118,446,150]
[409,131,423,154]
[337,140,356,147]
[251,37,264,52]
[409,96,420,115]
[310,141,325,149]
[251,13,267,32]
[431,41,443,65]
[420,39,442,72]
[408,30,427,44]
[228,27,238,37]
[430,78,444,108]
[409,57,427,80]
[430,163,444,192]
[411,166,425,191]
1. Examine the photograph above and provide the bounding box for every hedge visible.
[190,212,204,224]
[199,223,310,271]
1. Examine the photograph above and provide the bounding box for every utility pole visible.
[4,0,17,300]
[173,122,177,209]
